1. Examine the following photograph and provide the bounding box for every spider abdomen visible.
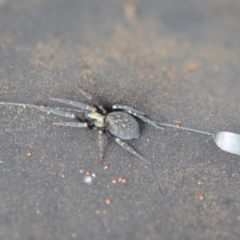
[105,112,140,140]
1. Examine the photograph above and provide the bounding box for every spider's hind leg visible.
[98,130,106,164]
[133,114,164,130]
[112,104,164,130]
[114,138,150,164]
[112,104,145,115]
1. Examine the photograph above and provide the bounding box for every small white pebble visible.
[84,175,93,185]
[71,232,77,238]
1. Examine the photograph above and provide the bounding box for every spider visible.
[31,86,164,163]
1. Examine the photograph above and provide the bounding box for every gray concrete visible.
[0,0,240,239]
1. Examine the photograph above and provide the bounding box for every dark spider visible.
[31,86,164,163]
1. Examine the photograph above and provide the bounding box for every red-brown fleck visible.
[124,2,137,22]
[184,62,201,73]
[104,165,110,170]
[5,37,13,44]
[27,152,33,157]
[118,176,123,182]
[112,179,117,184]
[106,199,112,205]
[176,123,181,130]
[199,194,205,200]
[121,178,127,183]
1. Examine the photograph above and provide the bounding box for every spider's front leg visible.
[32,105,88,128]
[52,122,88,128]
[49,98,96,112]
[112,104,164,130]
[32,105,77,118]
[77,86,107,114]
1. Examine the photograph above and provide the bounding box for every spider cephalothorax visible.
[32,86,164,163]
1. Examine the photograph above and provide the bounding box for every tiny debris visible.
[4,36,12,44]
[27,151,33,157]
[85,171,91,176]
[121,178,127,183]
[112,179,117,184]
[124,1,137,22]
[118,176,127,183]
[118,176,123,182]
[92,173,96,178]
[71,232,77,238]
[79,169,84,173]
[184,62,201,73]
[105,199,112,205]
[96,210,100,214]
[146,138,150,143]
[84,175,93,185]
[199,194,205,201]
[104,164,110,170]
[176,123,181,130]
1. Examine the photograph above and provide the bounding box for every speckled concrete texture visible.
[0,0,240,239]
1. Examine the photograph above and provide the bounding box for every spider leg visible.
[77,86,107,114]
[98,130,106,164]
[31,106,77,118]
[50,98,96,112]
[114,138,150,163]
[129,112,164,130]
[112,104,145,115]
[112,104,164,130]
[53,122,88,127]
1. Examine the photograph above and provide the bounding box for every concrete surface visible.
[0,0,240,239]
